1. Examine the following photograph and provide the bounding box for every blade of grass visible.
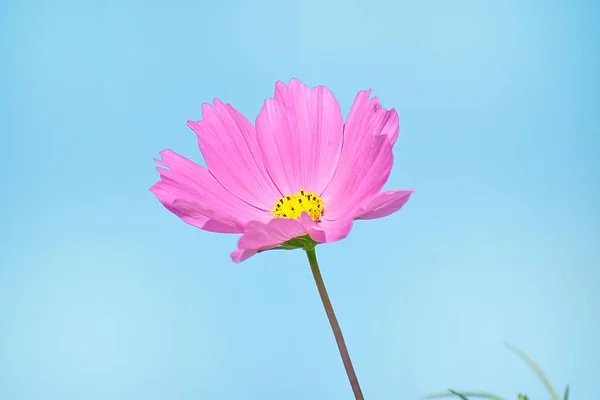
[505,343,559,400]
[563,384,569,400]
[424,391,505,400]
[448,389,469,400]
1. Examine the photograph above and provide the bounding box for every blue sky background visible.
[1,0,599,399]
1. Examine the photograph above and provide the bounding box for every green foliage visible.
[506,343,559,400]
[449,390,470,400]
[563,385,569,400]
[423,344,568,400]
[424,391,504,400]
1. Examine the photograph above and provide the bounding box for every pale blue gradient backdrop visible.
[1,0,598,399]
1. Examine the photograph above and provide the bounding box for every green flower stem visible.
[305,248,364,400]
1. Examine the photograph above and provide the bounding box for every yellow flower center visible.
[272,189,324,221]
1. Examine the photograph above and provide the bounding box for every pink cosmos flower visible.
[151,79,413,263]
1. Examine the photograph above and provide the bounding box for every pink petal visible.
[355,190,414,220]
[187,99,281,210]
[321,90,399,219]
[150,149,270,233]
[230,248,258,263]
[231,213,324,263]
[255,78,344,195]
[311,218,354,243]
[237,219,306,250]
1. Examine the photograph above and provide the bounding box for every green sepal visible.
[283,234,318,251]
[257,235,319,254]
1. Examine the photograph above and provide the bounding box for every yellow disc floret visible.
[272,189,324,221]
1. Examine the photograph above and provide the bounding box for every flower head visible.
[150,79,413,262]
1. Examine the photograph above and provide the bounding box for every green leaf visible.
[505,343,559,400]
[563,384,570,400]
[517,394,529,400]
